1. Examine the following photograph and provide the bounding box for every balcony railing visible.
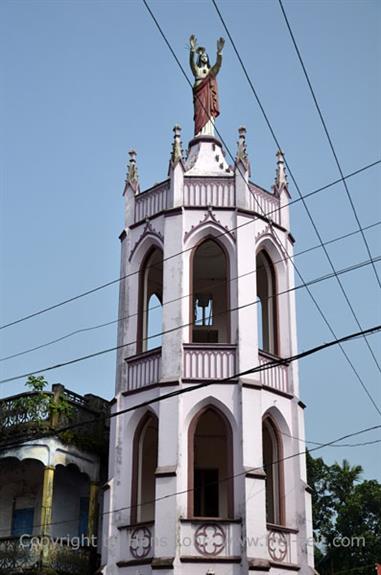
[266,525,298,565]
[126,348,162,391]
[183,344,236,381]
[179,519,241,560]
[0,536,99,575]
[184,177,235,207]
[249,184,281,225]
[258,351,289,394]
[134,181,169,222]
[0,386,109,454]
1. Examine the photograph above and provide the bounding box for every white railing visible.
[126,348,162,391]
[184,178,235,207]
[117,522,155,563]
[134,182,169,222]
[258,351,289,394]
[180,519,241,559]
[267,526,298,564]
[249,185,281,225]
[183,344,236,380]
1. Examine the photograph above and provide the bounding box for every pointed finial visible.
[275,149,288,189]
[171,124,184,166]
[126,149,139,193]
[235,126,250,172]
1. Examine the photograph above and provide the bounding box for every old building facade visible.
[0,383,109,574]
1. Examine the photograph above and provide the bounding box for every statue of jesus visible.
[189,34,225,137]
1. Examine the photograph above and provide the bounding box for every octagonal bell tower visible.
[101,35,314,575]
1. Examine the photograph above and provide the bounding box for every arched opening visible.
[139,248,163,352]
[263,417,284,525]
[51,464,91,538]
[188,407,233,518]
[192,239,229,343]
[256,250,278,355]
[131,413,158,523]
[0,458,44,537]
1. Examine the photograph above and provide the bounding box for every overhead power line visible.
[1,397,380,531]
[277,0,381,291]
[2,219,380,363]
[1,425,380,535]
[0,323,380,452]
[142,0,381,417]
[1,158,379,333]
[0,253,380,387]
[207,0,381,408]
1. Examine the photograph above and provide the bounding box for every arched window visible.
[256,250,278,355]
[131,413,158,523]
[188,407,233,518]
[262,417,283,525]
[139,248,163,352]
[192,239,229,343]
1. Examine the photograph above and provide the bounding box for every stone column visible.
[40,465,55,568]
[87,482,99,540]
[40,465,55,535]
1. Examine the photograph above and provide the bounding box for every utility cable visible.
[278,0,381,290]
[1,159,378,333]
[142,0,381,416]
[0,254,380,387]
[0,418,380,533]
[2,218,380,363]
[0,323,380,450]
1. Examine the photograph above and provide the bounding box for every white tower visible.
[101,122,315,574]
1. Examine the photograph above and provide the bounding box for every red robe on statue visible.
[376,564,381,575]
[193,71,220,136]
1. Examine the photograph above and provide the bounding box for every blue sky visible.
[1,0,380,480]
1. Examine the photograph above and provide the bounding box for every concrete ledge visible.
[180,556,241,563]
[152,557,174,569]
[248,558,271,571]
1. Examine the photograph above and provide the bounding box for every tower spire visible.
[235,126,250,173]
[170,125,184,166]
[274,149,288,191]
[126,149,139,194]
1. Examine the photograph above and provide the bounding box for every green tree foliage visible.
[307,452,381,574]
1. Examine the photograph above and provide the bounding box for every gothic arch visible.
[183,208,236,248]
[128,221,164,265]
[137,245,164,352]
[189,235,232,343]
[130,411,159,524]
[187,403,234,519]
[262,410,286,526]
[256,248,279,355]
[255,235,286,275]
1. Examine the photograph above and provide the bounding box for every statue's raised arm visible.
[189,34,198,78]
[188,35,225,137]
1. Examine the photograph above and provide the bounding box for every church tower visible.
[102,36,314,575]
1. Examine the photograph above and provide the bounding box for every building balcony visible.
[116,521,155,567]
[0,385,109,455]
[179,518,241,563]
[266,524,299,567]
[126,347,162,392]
[183,344,237,382]
[258,350,291,395]
[0,535,98,575]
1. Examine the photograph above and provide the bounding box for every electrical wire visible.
[0,253,380,386]
[142,0,381,417]
[278,0,381,291]
[1,158,378,333]
[2,218,380,364]
[0,322,380,451]
[1,416,380,534]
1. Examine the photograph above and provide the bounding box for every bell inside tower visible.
[192,239,229,343]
